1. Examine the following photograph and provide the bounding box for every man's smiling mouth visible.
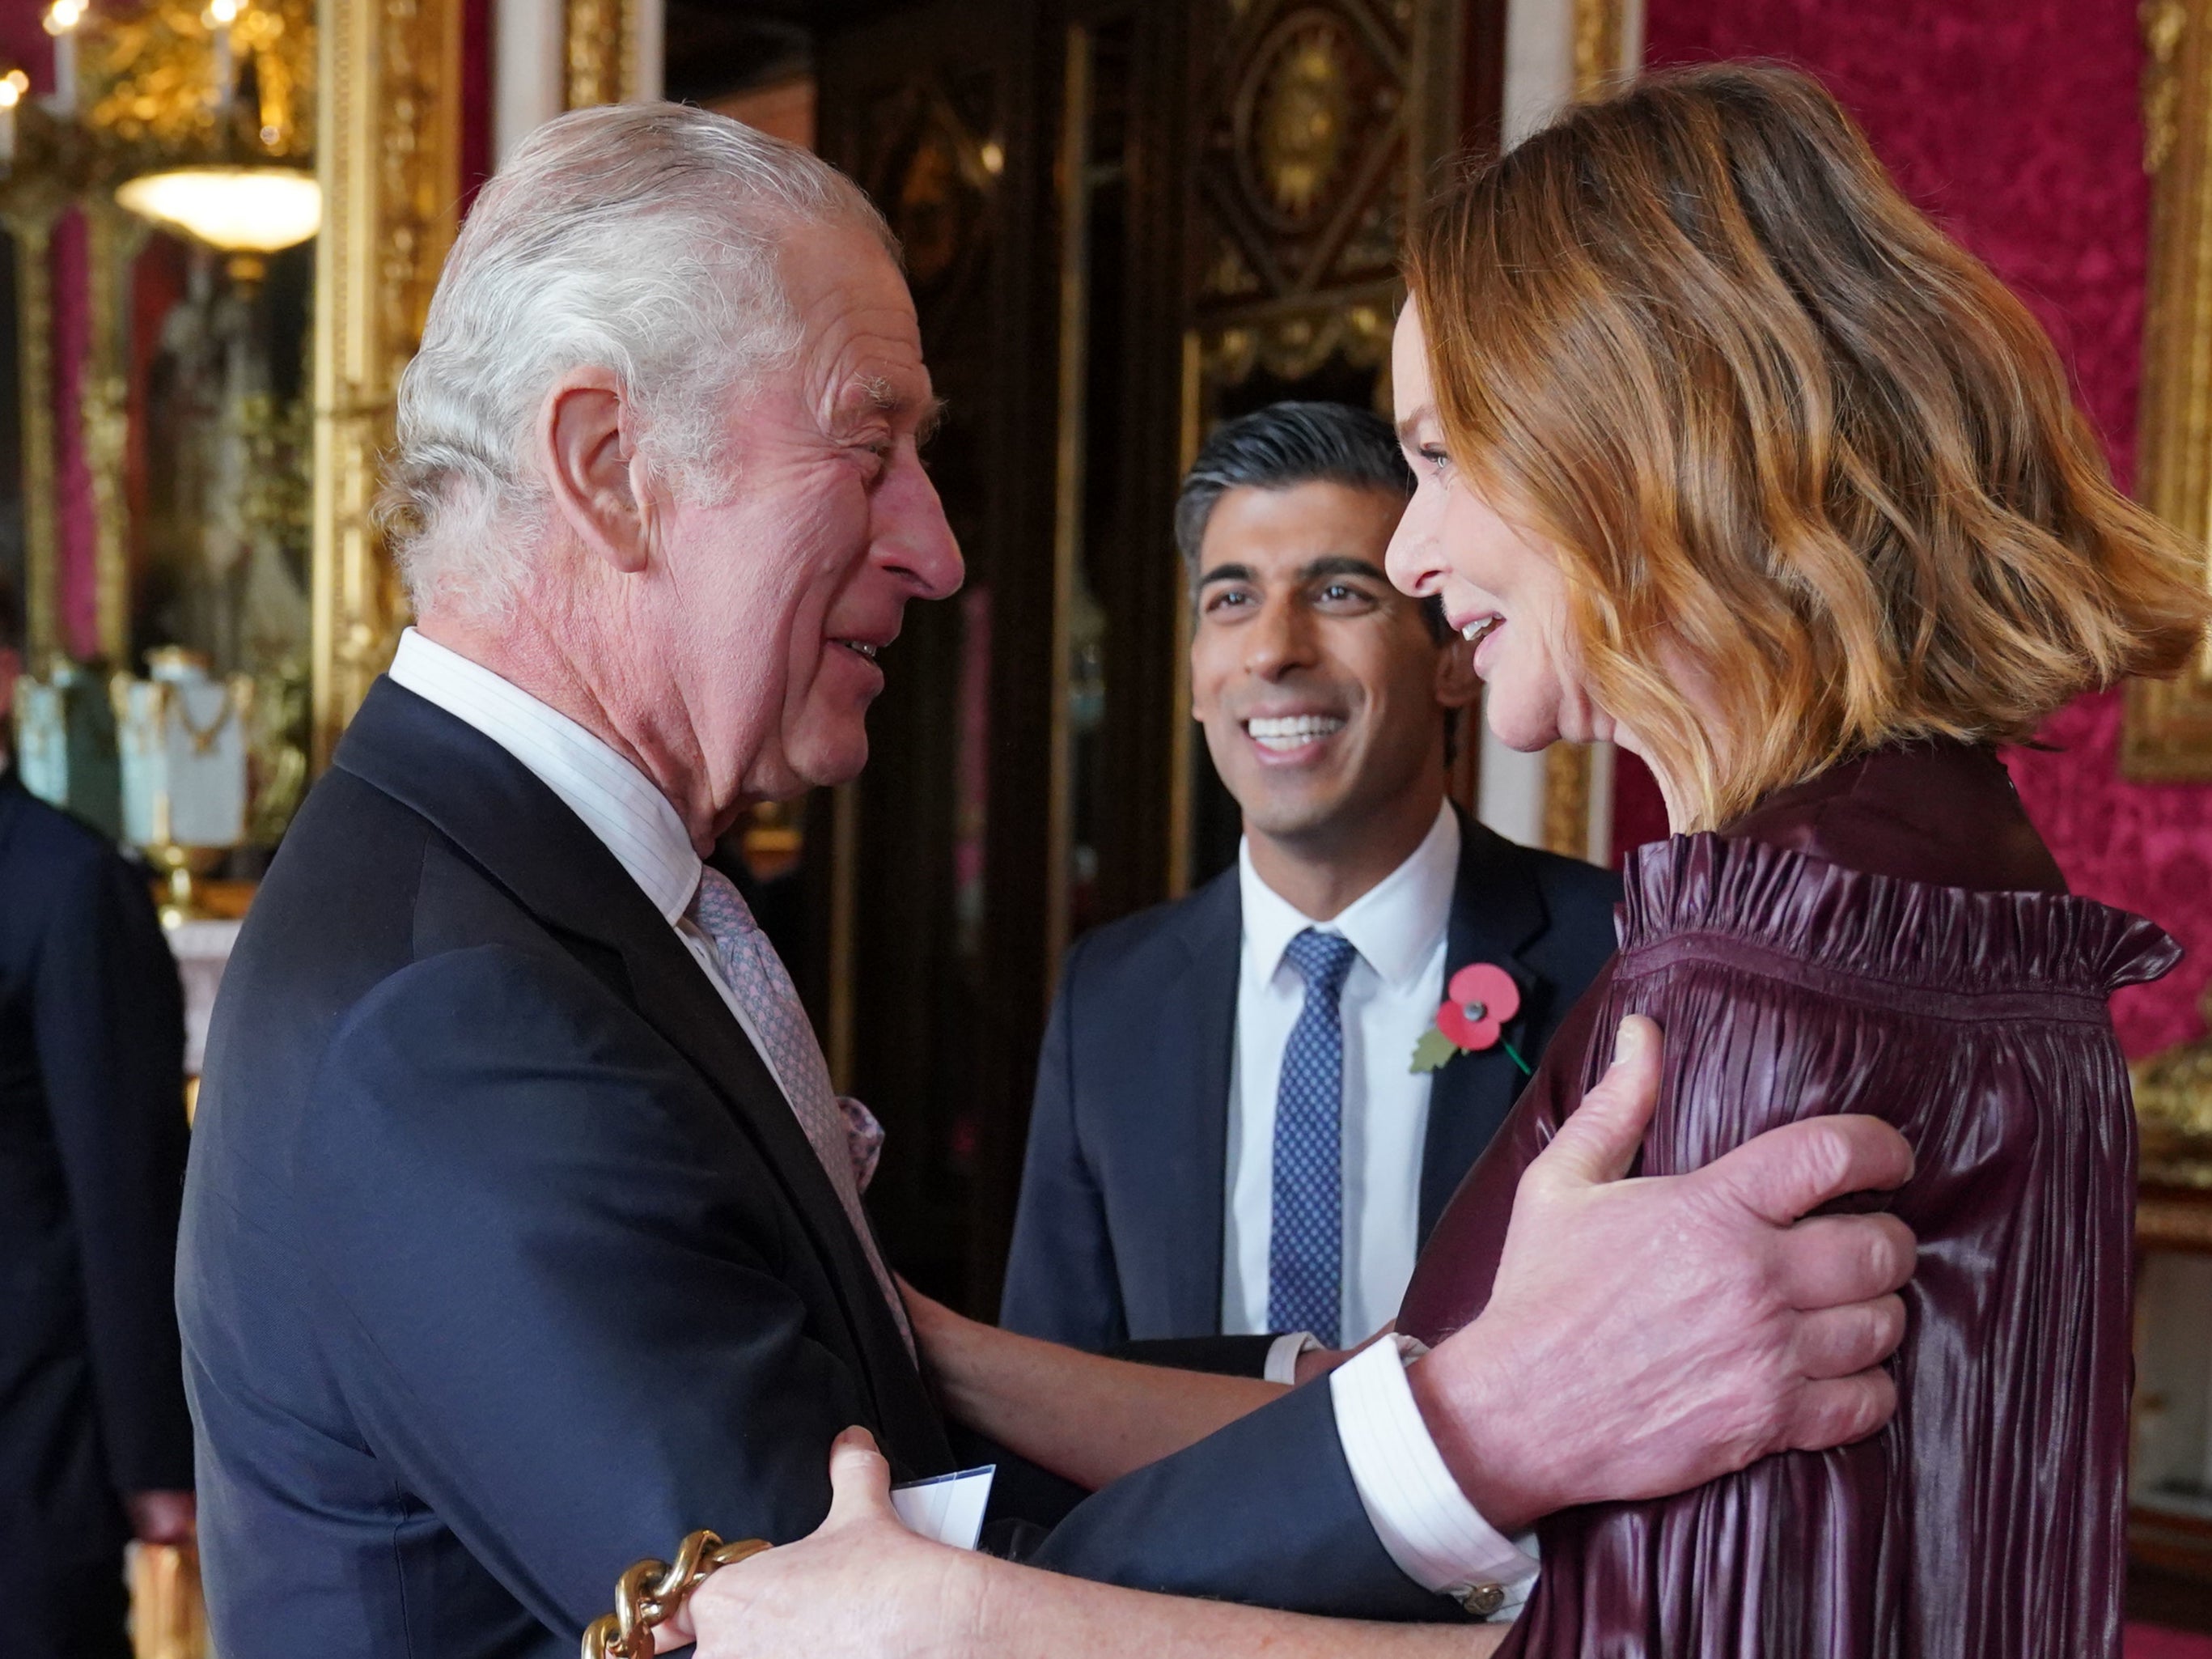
[1245,714,1347,753]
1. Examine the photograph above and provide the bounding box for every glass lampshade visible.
[115,166,321,253]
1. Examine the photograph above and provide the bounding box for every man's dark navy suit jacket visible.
[0,770,192,1590]
[1000,810,1622,1368]
[179,681,1481,1659]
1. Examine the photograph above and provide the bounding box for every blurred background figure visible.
[0,572,194,1659]
[999,404,1621,1377]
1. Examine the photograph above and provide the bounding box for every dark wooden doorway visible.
[785,0,1503,1316]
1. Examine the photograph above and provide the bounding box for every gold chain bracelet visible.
[581,1530,773,1659]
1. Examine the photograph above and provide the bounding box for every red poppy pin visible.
[1410,962,1533,1076]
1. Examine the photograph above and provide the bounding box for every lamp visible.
[115,163,317,252]
[104,0,320,254]
[2,0,321,256]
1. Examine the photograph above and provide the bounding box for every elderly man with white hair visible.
[177,104,1915,1659]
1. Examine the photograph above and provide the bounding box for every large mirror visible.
[3,0,316,861]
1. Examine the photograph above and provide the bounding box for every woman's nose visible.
[1386,505,1447,600]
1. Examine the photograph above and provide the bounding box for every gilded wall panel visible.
[563,0,646,109]
[309,0,464,766]
[2130,0,2212,778]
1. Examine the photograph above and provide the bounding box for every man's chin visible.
[786,728,871,792]
[1238,788,1361,848]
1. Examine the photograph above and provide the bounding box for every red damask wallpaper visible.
[1645,0,2210,1055]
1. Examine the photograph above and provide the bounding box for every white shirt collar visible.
[387,627,703,924]
[1238,800,1460,991]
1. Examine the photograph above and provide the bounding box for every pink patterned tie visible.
[688,865,912,1354]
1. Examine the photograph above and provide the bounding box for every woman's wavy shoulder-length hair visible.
[1407,62,2210,830]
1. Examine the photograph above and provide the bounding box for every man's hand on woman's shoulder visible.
[1410,1016,1916,1534]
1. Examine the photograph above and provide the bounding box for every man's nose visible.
[873,448,964,600]
[1244,596,1315,680]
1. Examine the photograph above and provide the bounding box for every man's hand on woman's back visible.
[1410,1016,1916,1534]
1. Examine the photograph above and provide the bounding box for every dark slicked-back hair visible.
[1175,397,1462,775]
[0,568,19,652]
[1176,401,1410,561]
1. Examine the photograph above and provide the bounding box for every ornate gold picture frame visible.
[2129,0,2212,777]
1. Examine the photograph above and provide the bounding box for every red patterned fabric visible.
[1645,0,2209,1055]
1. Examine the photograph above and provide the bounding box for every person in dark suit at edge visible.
[1002,404,1621,1384]
[0,574,195,1658]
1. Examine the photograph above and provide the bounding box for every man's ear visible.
[537,367,655,575]
[1434,630,1481,714]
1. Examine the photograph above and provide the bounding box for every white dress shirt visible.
[386,629,1535,1606]
[388,629,803,1112]
[1225,800,1457,1347]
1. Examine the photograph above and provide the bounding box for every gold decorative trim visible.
[1572,0,1632,102]
[83,201,142,664]
[310,0,465,767]
[563,0,641,110]
[8,213,60,668]
[1542,741,1592,858]
[2133,1006,2212,1190]
[2130,0,2212,778]
[2139,1187,2212,1250]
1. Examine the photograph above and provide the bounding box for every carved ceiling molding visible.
[1196,0,1429,320]
[1186,0,1460,419]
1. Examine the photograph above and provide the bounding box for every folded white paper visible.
[889,1464,996,1551]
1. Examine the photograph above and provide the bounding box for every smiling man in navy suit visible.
[1003,403,1621,1380]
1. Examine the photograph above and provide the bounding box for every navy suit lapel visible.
[331,679,926,1424]
[1154,871,1240,1337]
[1419,813,1551,1242]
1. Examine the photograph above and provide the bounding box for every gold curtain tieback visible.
[581,1530,773,1659]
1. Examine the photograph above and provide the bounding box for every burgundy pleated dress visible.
[1398,743,2177,1658]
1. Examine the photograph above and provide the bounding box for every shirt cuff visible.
[1328,1338,1540,1610]
[1264,1331,1320,1385]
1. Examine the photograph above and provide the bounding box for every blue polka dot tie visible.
[1269,927,1360,1347]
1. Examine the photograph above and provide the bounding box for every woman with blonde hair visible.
[1388,60,2202,1657]
[663,62,2200,1659]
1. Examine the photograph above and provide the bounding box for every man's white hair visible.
[381,101,893,617]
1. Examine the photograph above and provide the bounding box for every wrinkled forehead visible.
[779,225,933,422]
